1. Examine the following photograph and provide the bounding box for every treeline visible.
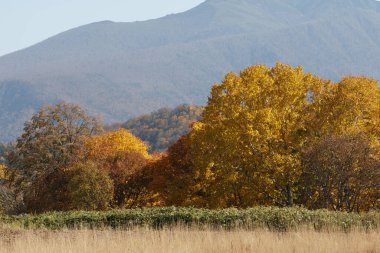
[108,104,203,152]
[0,63,379,214]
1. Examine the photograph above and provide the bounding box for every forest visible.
[108,104,203,152]
[0,63,379,214]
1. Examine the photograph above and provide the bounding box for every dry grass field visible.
[0,228,378,253]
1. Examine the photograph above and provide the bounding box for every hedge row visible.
[1,207,378,232]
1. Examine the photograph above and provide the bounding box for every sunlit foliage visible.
[190,63,380,209]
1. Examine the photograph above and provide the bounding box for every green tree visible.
[67,162,114,211]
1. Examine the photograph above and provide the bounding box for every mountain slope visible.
[0,0,380,141]
[116,104,203,152]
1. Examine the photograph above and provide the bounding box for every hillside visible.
[0,144,7,163]
[109,105,203,152]
[0,0,380,141]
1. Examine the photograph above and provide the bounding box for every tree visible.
[307,76,380,139]
[299,133,380,212]
[147,134,204,207]
[0,164,18,214]
[0,164,5,180]
[190,63,329,207]
[67,162,114,211]
[81,129,150,207]
[121,153,164,208]
[83,129,149,161]
[299,75,380,211]
[7,102,102,212]
[105,151,147,207]
[0,164,8,213]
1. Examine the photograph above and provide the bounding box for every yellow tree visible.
[0,165,5,180]
[84,128,150,161]
[81,129,150,207]
[300,76,380,211]
[307,76,380,140]
[191,63,329,207]
[0,164,7,213]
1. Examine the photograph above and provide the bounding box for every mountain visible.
[1,0,380,142]
[107,104,203,152]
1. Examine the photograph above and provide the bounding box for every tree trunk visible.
[285,184,293,207]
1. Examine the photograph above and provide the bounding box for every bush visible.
[0,207,378,232]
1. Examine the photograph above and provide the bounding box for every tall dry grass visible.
[0,228,378,253]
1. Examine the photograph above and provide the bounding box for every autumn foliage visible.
[79,129,150,208]
[187,64,379,211]
[83,128,150,160]
[300,134,379,212]
[2,63,379,213]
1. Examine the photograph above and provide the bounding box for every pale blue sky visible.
[0,0,205,57]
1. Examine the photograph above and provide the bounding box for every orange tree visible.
[144,134,206,207]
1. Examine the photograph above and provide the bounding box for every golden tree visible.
[300,76,380,211]
[0,165,5,180]
[83,128,150,161]
[81,129,150,207]
[307,76,380,140]
[191,63,330,207]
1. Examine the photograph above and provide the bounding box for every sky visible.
[0,0,205,57]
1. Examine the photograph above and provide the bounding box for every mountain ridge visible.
[0,0,380,142]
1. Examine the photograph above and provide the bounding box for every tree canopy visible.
[83,128,150,161]
[190,63,380,208]
[300,133,380,212]
[80,129,150,208]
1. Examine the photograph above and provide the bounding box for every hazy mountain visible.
[0,0,380,141]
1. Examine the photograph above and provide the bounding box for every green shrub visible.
[0,207,378,232]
